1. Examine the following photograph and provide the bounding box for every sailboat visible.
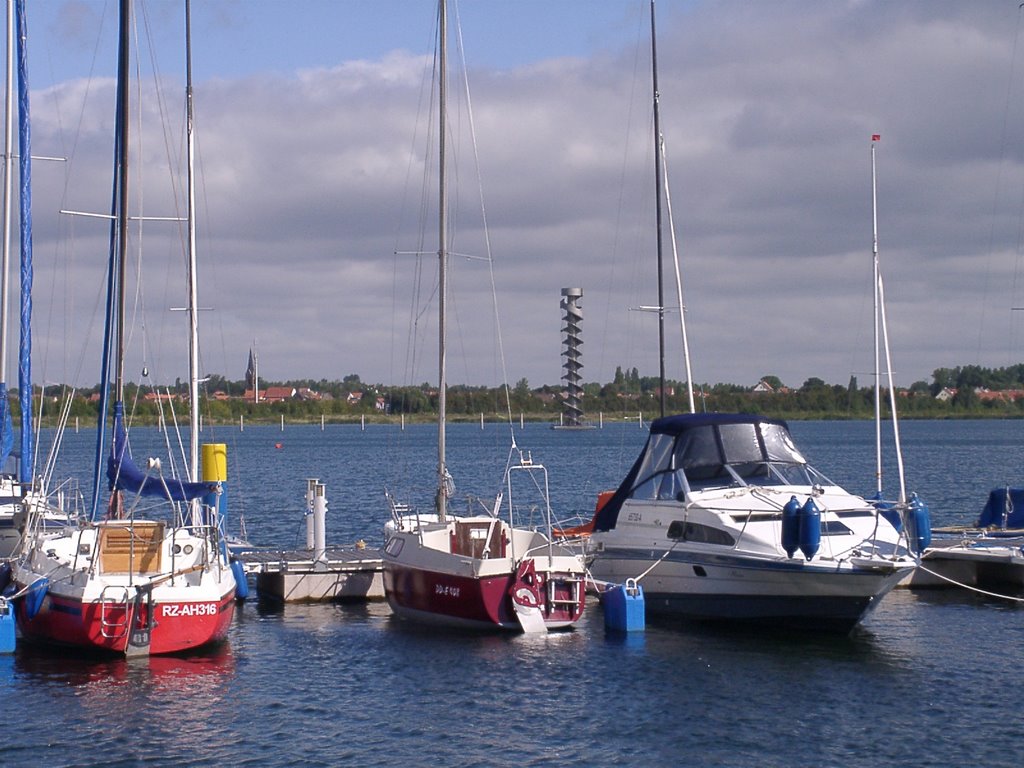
[0,0,68,562]
[381,0,586,633]
[11,0,236,656]
[0,0,29,560]
[584,4,922,633]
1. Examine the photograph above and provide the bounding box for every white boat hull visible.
[591,546,911,632]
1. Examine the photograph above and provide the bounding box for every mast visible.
[185,0,199,480]
[14,0,30,484]
[872,136,881,494]
[91,0,130,518]
[651,0,666,419]
[871,134,907,505]
[0,0,13,475]
[1,0,11,418]
[436,0,448,522]
[114,0,129,405]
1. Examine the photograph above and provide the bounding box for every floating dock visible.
[901,535,1024,590]
[238,545,384,602]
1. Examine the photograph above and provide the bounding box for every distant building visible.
[143,392,179,403]
[752,379,790,395]
[974,388,1024,403]
[262,386,296,403]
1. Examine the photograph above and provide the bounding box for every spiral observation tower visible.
[559,288,586,428]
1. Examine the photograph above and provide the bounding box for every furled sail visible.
[107,402,214,502]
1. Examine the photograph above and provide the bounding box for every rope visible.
[915,563,1024,602]
[632,539,680,583]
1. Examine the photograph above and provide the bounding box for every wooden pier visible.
[238,545,384,602]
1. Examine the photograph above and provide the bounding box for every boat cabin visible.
[594,413,833,531]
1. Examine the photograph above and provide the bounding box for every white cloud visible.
[18,1,1024,392]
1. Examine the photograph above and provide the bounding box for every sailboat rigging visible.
[381,0,586,633]
[11,0,237,656]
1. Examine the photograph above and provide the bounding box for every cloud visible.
[20,1,1024,393]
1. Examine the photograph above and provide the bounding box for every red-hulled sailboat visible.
[11,0,237,656]
[381,0,585,633]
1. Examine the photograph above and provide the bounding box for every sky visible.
[13,1,1024,393]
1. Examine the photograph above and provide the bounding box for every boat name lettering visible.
[162,602,218,618]
[434,584,460,598]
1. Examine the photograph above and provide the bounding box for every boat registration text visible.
[161,602,219,618]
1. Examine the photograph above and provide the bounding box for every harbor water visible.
[4,418,1023,767]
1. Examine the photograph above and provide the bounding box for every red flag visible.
[871,134,881,141]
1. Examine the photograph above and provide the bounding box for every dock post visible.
[313,483,327,562]
[305,478,318,549]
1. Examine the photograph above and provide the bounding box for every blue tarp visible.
[978,488,1024,530]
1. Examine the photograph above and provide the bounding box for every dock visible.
[238,545,385,602]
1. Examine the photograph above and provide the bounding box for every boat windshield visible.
[626,419,832,500]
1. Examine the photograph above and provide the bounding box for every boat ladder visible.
[546,574,583,609]
[98,586,133,639]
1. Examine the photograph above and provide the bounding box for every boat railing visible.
[506,458,554,564]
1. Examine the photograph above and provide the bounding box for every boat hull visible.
[591,547,911,633]
[14,583,235,656]
[12,519,237,656]
[383,561,583,631]
[384,564,520,630]
[381,518,586,632]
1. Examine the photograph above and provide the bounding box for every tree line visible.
[18,363,1024,427]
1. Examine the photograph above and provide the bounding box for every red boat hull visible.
[15,588,235,656]
[383,563,583,630]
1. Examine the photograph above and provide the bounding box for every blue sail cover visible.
[16,0,32,485]
[107,401,214,502]
[0,384,12,472]
[977,488,1024,530]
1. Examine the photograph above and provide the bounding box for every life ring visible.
[513,586,539,608]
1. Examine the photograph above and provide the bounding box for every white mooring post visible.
[305,478,318,549]
[313,482,327,562]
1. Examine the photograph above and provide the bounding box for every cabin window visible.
[636,434,675,483]
[667,519,735,546]
[629,474,659,501]
[821,520,853,535]
[718,423,762,464]
[675,426,724,482]
[760,423,805,463]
